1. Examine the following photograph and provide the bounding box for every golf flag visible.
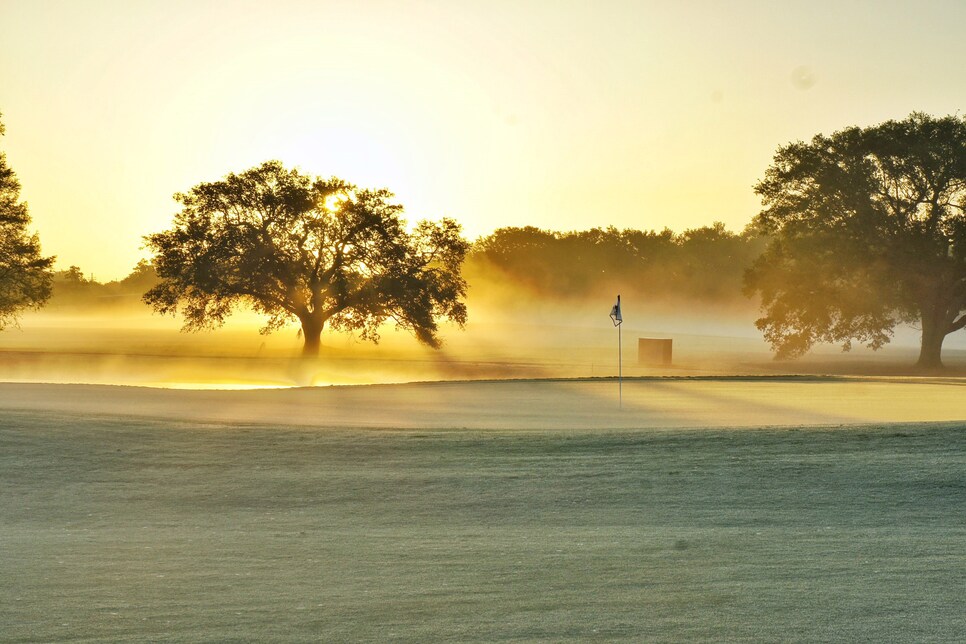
[609,295,622,326]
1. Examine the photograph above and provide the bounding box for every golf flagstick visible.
[609,295,623,408]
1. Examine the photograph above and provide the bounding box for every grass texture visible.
[2,412,965,642]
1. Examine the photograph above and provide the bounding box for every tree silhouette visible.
[746,113,966,369]
[0,113,54,329]
[144,161,468,356]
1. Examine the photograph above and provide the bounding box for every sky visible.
[2,0,966,280]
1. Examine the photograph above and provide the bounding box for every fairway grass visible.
[2,404,964,642]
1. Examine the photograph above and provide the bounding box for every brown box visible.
[638,338,672,365]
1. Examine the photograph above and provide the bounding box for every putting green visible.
[0,377,964,430]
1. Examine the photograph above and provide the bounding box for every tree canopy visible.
[0,113,54,329]
[144,161,469,355]
[745,112,966,368]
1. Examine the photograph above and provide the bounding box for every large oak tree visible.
[0,113,54,329]
[746,113,966,369]
[144,161,468,356]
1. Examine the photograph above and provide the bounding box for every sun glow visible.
[321,192,348,213]
[4,3,965,279]
[279,128,415,208]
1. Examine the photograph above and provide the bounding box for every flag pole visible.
[609,294,623,410]
[618,297,622,409]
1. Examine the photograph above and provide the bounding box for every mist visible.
[3,222,961,389]
[6,270,959,390]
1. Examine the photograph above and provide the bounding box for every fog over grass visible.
[4,291,964,389]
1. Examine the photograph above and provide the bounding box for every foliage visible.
[467,223,765,306]
[0,113,54,328]
[144,161,468,354]
[115,259,160,294]
[48,260,159,308]
[745,112,966,367]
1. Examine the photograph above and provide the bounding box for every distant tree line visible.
[464,223,767,308]
[47,260,158,309]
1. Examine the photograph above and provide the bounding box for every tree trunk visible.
[300,318,323,357]
[916,311,946,370]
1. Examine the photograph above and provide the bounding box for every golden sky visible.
[2,0,965,280]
